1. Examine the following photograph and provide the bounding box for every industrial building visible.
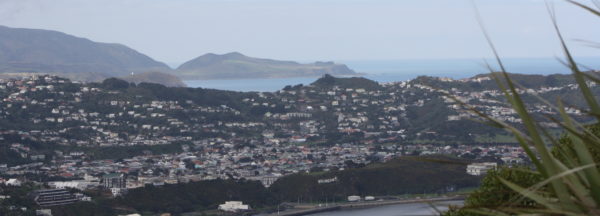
[32,189,79,207]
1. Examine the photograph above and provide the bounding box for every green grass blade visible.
[498,177,562,211]
[548,4,600,118]
[567,0,600,17]
[444,91,543,168]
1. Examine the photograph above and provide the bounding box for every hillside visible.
[410,72,590,91]
[1,72,599,165]
[269,156,478,199]
[118,71,187,87]
[116,156,477,214]
[175,52,357,79]
[0,25,170,81]
[0,26,360,82]
[0,155,477,215]
[311,74,382,90]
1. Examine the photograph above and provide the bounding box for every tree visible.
[101,78,130,90]
[445,168,542,216]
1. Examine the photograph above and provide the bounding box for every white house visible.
[466,162,497,176]
[110,188,128,197]
[347,195,361,202]
[5,178,22,186]
[218,201,250,212]
[317,177,338,184]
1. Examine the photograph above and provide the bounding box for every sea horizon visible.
[184,56,600,92]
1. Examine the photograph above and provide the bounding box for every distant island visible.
[175,52,357,80]
[176,52,356,80]
[0,25,358,84]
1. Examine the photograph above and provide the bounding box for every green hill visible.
[118,71,187,87]
[175,52,357,80]
[311,74,382,90]
[0,25,171,81]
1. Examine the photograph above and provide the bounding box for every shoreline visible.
[181,73,366,82]
[265,195,465,216]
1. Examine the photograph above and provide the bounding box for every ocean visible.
[184,57,600,92]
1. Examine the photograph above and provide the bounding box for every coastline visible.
[181,73,365,81]
[265,195,466,216]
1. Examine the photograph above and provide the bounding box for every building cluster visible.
[0,143,526,199]
[0,75,588,151]
[466,162,498,176]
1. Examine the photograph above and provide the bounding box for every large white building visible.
[102,173,126,189]
[466,162,497,176]
[218,201,250,212]
[260,175,280,188]
[48,180,99,190]
[102,173,127,196]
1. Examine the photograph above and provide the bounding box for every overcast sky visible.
[0,0,598,65]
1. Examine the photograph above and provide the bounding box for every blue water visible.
[306,200,464,216]
[184,74,411,92]
[184,57,600,92]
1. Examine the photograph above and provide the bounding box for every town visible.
[0,73,595,214]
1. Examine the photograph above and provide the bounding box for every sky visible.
[0,0,598,65]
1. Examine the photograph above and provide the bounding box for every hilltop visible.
[311,74,382,91]
[0,25,171,81]
[410,72,581,91]
[0,26,360,82]
[175,52,357,80]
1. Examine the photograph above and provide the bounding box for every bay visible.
[306,200,464,216]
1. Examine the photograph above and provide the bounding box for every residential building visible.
[33,189,79,207]
[102,173,126,189]
[218,201,250,212]
[466,162,497,176]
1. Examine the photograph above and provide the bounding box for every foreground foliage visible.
[448,1,600,215]
[446,125,600,216]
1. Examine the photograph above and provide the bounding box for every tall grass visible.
[461,0,600,215]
